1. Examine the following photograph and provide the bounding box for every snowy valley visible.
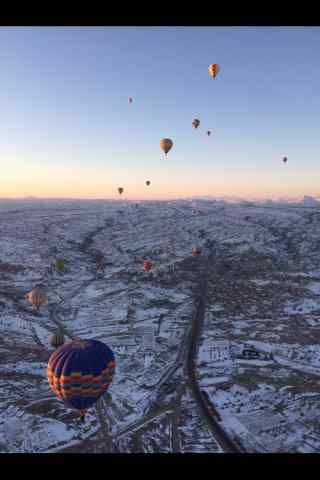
[1,198,320,452]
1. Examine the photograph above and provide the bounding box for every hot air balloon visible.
[95,253,105,272]
[26,287,48,312]
[128,97,133,104]
[160,138,173,156]
[208,64,220,79]
[50,332,65,348]
[118,187,124,195]
[56,259,66,271]
[192,119,200,129]
[47,338,115,422]
[192,247,202,257]
[143,260,152,272]
[283,157,288,164]
[146,180,151,186]
[206,130,211,136]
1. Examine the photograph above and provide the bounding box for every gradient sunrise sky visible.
[1,26,320,200]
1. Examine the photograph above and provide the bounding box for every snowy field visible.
[1,197,320,452]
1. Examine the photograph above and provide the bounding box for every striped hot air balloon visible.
[47,339,115,421]
[26,287,48,312]
[208,64,220,79]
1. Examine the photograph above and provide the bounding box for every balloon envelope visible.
[47,339,115,412]
[208,64,220,78]
[143,260,152,272]
[160,138,173,155]
[26,288,48,308]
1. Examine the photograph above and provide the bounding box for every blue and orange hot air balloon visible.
[47,338,115,422]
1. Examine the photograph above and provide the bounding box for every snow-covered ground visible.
[1,198,320,452]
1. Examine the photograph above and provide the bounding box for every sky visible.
[1,26,320,200]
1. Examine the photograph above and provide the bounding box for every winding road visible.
[184,250,243,453]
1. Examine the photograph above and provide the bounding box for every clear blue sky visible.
[1,27,320,199]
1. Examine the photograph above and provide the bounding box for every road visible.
[184,250,243,453]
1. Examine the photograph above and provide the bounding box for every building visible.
[237,344,272,361]
[135,325,155,350]
[241,348,260,359]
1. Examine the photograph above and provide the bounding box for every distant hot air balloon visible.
[95,253,105,271]
[143,260,152,272]
[47,338,115,422]
[160,138,173,156]
[50,332,65,349]
[26,287,48,312]
[118,187,124,195]
[146,180,151,186]
[192,247,202,257]
[128,97,133,104]
[192,118,200,129]
[206,130,212,136]
[283,157,288,164]
[208,64,220,79]
[56,259,66,271]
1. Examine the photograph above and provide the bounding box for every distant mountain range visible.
[0,195,319,206]
[180,195,320,206]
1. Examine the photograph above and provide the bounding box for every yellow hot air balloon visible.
[26,287,48,312]
[208,64,220,79]
[160,138,173,156]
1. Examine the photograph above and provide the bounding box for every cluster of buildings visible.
[110,325,156,356]
[199,340,273,365]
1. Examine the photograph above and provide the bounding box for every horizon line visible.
[0,194,319,202]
